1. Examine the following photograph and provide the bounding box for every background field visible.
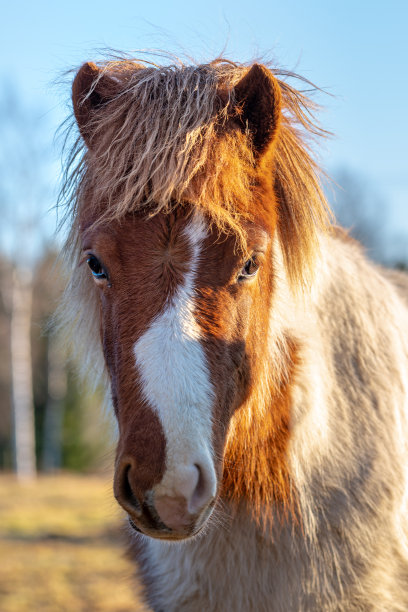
[0,473,148,612]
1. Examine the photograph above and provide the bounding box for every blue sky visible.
[1,0,407,257]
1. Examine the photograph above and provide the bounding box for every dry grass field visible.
[0,473,148,612]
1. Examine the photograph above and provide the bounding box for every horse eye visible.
[239,256,259,280]
[87,255,107,280]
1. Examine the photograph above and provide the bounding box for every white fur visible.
[133,213,216,501]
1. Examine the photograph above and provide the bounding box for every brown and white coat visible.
[59,57,408,611]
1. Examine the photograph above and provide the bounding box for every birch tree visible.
[0,85,54,479]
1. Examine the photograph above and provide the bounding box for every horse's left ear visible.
[233,64,282,157]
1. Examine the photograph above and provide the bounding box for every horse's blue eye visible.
[87,255,107,279]
[239,256,259,280]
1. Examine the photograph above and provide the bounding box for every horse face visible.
[82,208,273,540]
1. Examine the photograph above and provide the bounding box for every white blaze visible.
[133,213,216,500]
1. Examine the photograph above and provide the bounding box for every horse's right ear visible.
[72,62,121,147]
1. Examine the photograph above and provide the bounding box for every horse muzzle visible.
[114,456,217,540]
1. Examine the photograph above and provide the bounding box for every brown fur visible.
[81,212,206,506]
[222,337,299,523]
[77,198,298,529]
[188,220,299,521]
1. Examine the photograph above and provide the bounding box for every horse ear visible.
[72,62,122,147]
[233,64,282,156]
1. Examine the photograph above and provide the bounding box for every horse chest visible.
[137,513,318,612]
[134,504,408,612]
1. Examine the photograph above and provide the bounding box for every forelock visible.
[71,60,257,242]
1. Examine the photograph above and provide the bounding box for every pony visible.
[59,55,408,611]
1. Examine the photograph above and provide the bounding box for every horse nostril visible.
[194,464,205,497]
[115,462,142,516]
[124,465,143,513]
[189,462,215,514]
[153,461,216,531]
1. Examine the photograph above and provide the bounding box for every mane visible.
[57,54,332,381]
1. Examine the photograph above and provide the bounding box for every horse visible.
[59,55,408,611]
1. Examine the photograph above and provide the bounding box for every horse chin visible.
[127,510,211,542]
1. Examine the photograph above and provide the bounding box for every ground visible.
[0,473,148,612]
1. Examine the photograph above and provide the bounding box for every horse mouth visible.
[128,518,144,533]
[127,510,209,541]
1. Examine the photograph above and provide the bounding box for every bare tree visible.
[10,267,36,478]
[330,168,388,263]
[0,84,54,479]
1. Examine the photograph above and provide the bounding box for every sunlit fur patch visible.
[133,213,216,498]
[222,335,300,526]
